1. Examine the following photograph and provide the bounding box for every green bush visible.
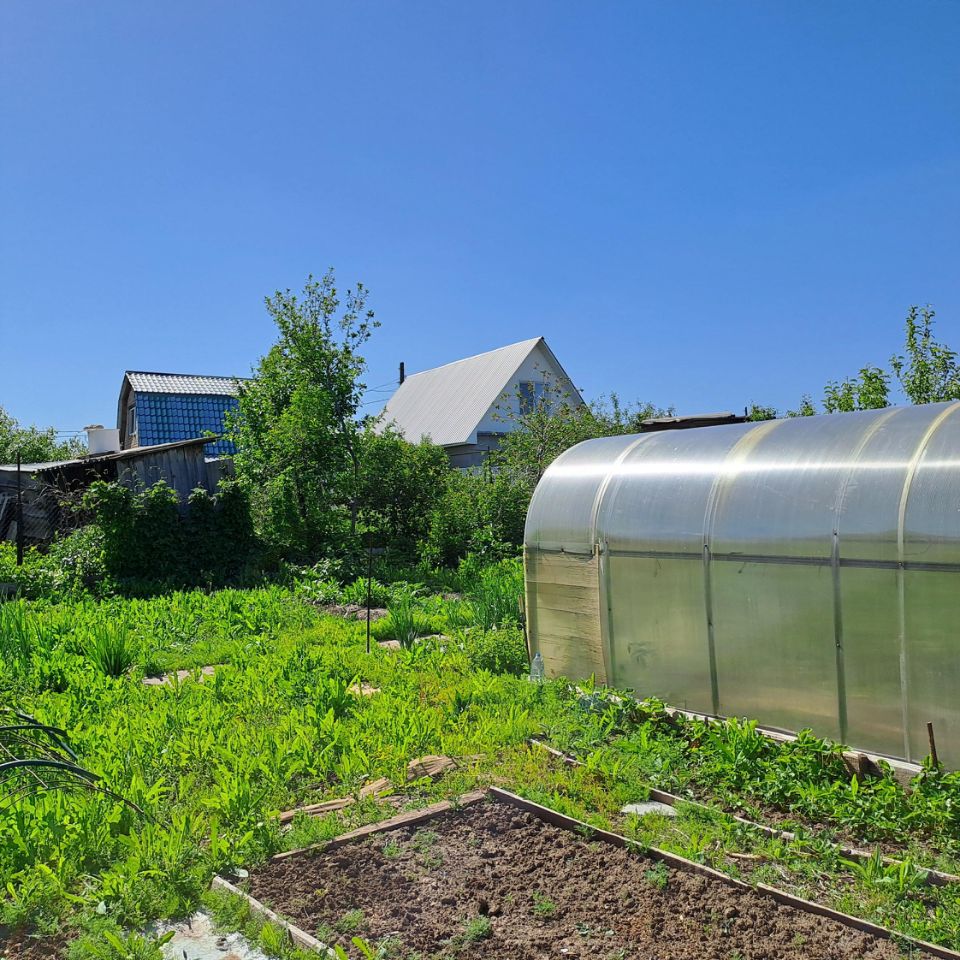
[46,526,108,595]
[420,470,527,567]
[461,625,529,676]
[80,479,257,591]
[0,541,55,598]
[464,557,524,629]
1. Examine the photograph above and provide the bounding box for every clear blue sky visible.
[2,1,958,435]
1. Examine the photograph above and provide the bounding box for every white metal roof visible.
[125,371,244,396]
[377,337,577,447]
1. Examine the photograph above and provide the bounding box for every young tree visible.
[890,305,960,405]
[822,366,890,413]
[746,403,778,421]
[491,374,671,492]
[786,396,817,417]
[490,377,597,492]
[0,406,85,463]
[229,271,377,559]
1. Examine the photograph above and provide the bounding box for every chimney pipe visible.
[399,362,405,385]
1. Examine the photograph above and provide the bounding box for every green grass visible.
[5,572,960,955]
[532,892,557,918]
[461,915,492,942]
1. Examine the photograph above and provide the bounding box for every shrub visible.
[420,470,527,568]
[461,625,528,676]
[341,577,392,607]
[46,526,108,596]
[80,479,258,591]
[0,541,56,598]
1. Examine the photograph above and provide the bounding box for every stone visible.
[620,801,677,818]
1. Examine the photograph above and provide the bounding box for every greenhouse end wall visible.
[523,402,960,768]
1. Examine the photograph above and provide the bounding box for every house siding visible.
[473,341,581,438]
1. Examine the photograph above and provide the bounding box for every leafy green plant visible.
[532,892,557,917]
[335,908,366,933]
[465,559,523,630]
[644,862,669,890]
[68,928,174,960]
[382,594,428,649]
[462,625,528,676]
[462,916,492,942]
[85,621,137,677]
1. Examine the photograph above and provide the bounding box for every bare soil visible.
[0,927,70,960]
[247,799,917,960]
[316,603,388,622]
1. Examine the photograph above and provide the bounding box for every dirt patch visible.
[247,800,914,959]
[0,927,71,960]
[316,604,389,622]
[143,664,220,686]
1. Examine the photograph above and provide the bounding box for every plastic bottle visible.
[529,651,544,682]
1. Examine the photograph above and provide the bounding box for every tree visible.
[356,427,449,555]
[746,403,778,421]
[789,305,952,416]
[786,396,817,418]
[589,393,673,435]
[229,270,377,559]
[489,376,598,491]
[490,373,671,492]
[421,467,529,567]
[0,406,85,464]
[822,366,890,413]
[890,305,960,405]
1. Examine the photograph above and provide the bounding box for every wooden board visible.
[525,548,606,682]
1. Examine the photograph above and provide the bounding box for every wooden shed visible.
[0,436,219,546]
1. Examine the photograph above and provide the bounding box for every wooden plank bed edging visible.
[269,790,487,862]
[487,787,960,960]
[210,785,960,960]
[527,736,960,888]
[210,875,330,955]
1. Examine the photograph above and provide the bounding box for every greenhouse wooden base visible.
[213,789,960,959]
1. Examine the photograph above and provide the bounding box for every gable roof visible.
[124,371,244,396]
[377,337,580,447]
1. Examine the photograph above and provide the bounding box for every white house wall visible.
[473,341,578,439]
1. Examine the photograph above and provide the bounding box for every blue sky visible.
[1,1,958,436]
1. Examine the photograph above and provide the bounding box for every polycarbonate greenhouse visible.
[524,402,960,768]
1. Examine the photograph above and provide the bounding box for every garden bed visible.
[239,791,949,959]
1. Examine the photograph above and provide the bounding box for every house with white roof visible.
[377,337,583,468]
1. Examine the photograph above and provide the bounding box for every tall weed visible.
[85,622,137,677]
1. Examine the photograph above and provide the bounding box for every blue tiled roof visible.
[134,392,238,456]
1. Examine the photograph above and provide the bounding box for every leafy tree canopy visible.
[228,270,377,559]
[891,305,960,405]
[765,305,952,418]
[0,405,85,464]
[490,372,671,491]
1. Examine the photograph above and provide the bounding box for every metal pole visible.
[15,451,24,566]
[365,543,373,655]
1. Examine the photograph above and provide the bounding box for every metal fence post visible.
[16,452,24,566]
